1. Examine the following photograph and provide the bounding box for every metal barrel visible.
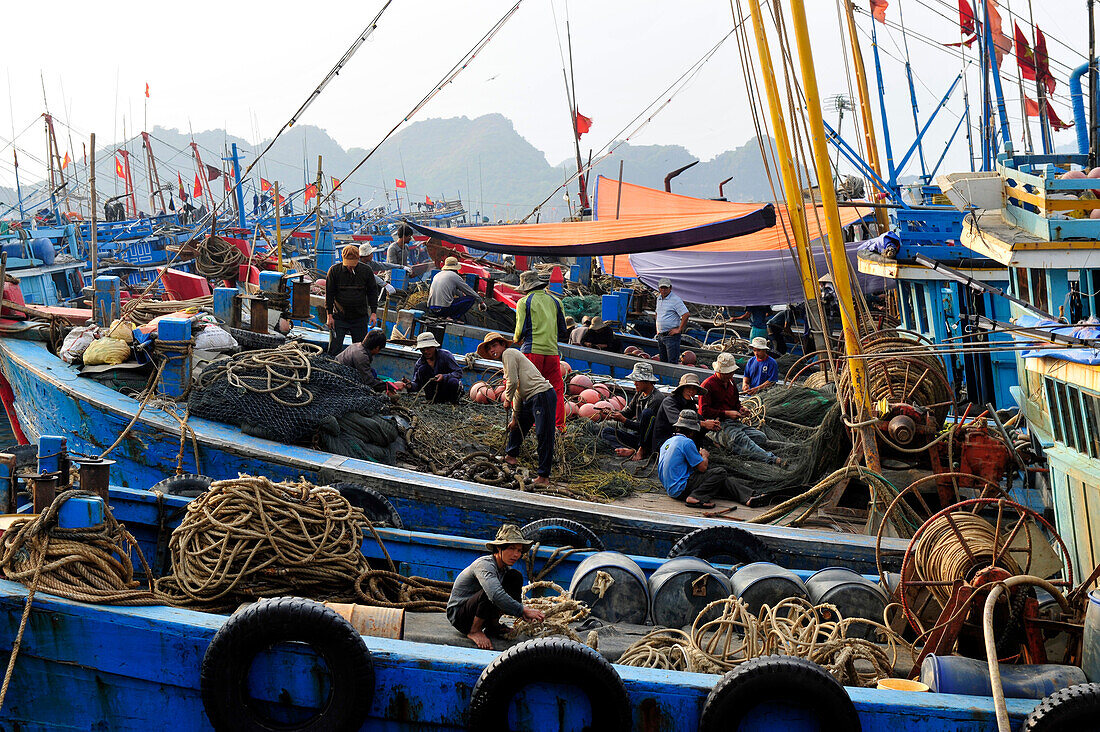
[568,551,650,624]
[648,556,733,629]
[804,567,888,640]
[323,602,405,640]
[728,562,809,615]
[1084,590,1100,682]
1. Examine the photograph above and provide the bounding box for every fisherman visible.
[404,332,464,403]
[568,316,590,346]
[658,410,733,509]
[652,373,720,451]
[655,277,690,364]
[427,256,485,321]
[513,270,568,431]
[447,524,546,650]
[335,328,390,392]
[478,332,555,486]
[606,361,666,461]
[741,305,771,343]
[580,316,620,352]
[385,223,416,281]
[325,245,381,357]
[766,303,801,355]
[700,351,780,465]
[564,316,576,340]
[742,337,779,395]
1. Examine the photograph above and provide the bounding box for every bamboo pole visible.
[89,133,98,284]
[841,0,890,232]
[787,0,881,473]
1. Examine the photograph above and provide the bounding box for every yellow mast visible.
[787,0,881,472]
[745,0,820,313]
[841,0,889,232]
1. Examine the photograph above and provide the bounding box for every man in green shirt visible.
[513,270,568,431]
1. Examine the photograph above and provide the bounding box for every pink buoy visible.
[578,403,598,419]
[1062,169,1087,180]
[565,401,579,419]
[579,388,601,404]
[567,373,593,395]
[560,361,572,379]
[592,384,611,399]
[609,395,627,411]
[592,400,612,418]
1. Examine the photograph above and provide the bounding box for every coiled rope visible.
[193,235,245,280]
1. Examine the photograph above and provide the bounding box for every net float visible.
[592,384,611,399]
[577,403,598,419]
[579,388,601,404]
[559,361,572,379]
[567,373,593,395]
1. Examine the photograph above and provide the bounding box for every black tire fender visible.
[519,517,604,550]
[668,525,776,565]
[468,637,630,731]
[329,482,403,528]
[201,596,374,732]
[150,473,213,498]
[1023,682,1100,731]
[700,655,861,732]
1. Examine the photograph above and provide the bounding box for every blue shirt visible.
[744,355,779,389]
[656,292,689,333]
[657,434,704,499]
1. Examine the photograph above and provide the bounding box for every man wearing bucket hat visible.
[427,256,484,321]
[657,409,733,509]
[652,373,721,452]
[654,277,690,364]
[605,361,667,461]
[477,332,556,485]
[580,315,620,352]
[743,336,779,395]
[405,331,464,403]
[325,245,381,357]
[513,270,568,431]
[447,524,546,649]
[700,351,780,466]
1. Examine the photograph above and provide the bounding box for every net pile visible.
[710,385,849,503]
[187,342,391,447]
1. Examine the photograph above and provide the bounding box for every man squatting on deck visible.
[447,525,545,649]
[478,331,555,486]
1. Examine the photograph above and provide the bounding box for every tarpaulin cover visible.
[405,203,776,257]
[592,176,884,306]
[1017,313,1100,365]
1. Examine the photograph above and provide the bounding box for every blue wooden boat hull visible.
[0,579,1037,730]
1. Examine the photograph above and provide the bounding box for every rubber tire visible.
[330,482,403,528]
[668,525,776,564]
[150,473,213,498]
[468,637,630,731]
[228,327,287,352]
[519,517,605,550]
[700,655,861,732]
[1023,682,1100,731]
[201,596,374,732]
[0,444,38,470]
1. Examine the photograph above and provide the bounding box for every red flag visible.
[304,184,318,203]
[575,112,592,136]
[1024,96,1040,116]
[986,0,1012,66]
[869,0,888,23]
[145,83,150,98]
[944,0,977,47]
[193,173,203,199]
[1015,22,1036,80]
[394,178,406,189]
[276,194,284,206]
[1025,96,1074,130]
[62,152,71,170]
[178,172,185,198]
[425,195,434,206]
[331,176,341,191]
[205,164,221,182]
[260,178,272,192]
[224,174,232,193]
[115,156,126,179]
[1035,26,1055,95]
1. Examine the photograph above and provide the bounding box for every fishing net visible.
[709,385,849,504]
[562,295,603,321]
[187,342,392,448]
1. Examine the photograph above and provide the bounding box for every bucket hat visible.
[485,524,534,552]
[476,332,512,359]
[442,256,461,272]
[626,361,657,382]
[518,270,549,292]
[673,409,702,432]
[672,373,708,397]
[415,332,441,350]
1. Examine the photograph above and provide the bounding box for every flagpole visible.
[90,133,98,284]
[275,181,283,273]
[313,155,324,267]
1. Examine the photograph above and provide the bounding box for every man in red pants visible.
[513,270,568,431]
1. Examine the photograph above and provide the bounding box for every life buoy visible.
[1023,682,1100,731]
[699,655,860,732]
[519,517,604,550]
[668,525,776,565]
[468,637,630,731]
[201,596,374,732]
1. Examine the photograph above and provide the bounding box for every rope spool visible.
[911,513,1022,608]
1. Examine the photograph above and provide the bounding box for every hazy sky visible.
[0,0,1089,191]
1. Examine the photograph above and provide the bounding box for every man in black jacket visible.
[325,245,380,357]
[605,361,666,461]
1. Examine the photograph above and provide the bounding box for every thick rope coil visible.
[506,580,590,642]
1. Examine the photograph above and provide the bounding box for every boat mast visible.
[312,155,324,272]
[786,0,881,472]
[564,19,590,215]
[745,0,830,362]
[43,113,71,216]
[189,142,217,213]
[841,0,889,232]
[116,148,137,219]
[141,132,167,215]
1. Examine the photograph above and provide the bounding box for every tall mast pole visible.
[12,150,24,219]
[564,19,590,214]
[786,0,881,472]
[745,0,828,358]
[841,0,889,231]
[89,133,98,283]
[312,155,324,272]
[141,132,167,214]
